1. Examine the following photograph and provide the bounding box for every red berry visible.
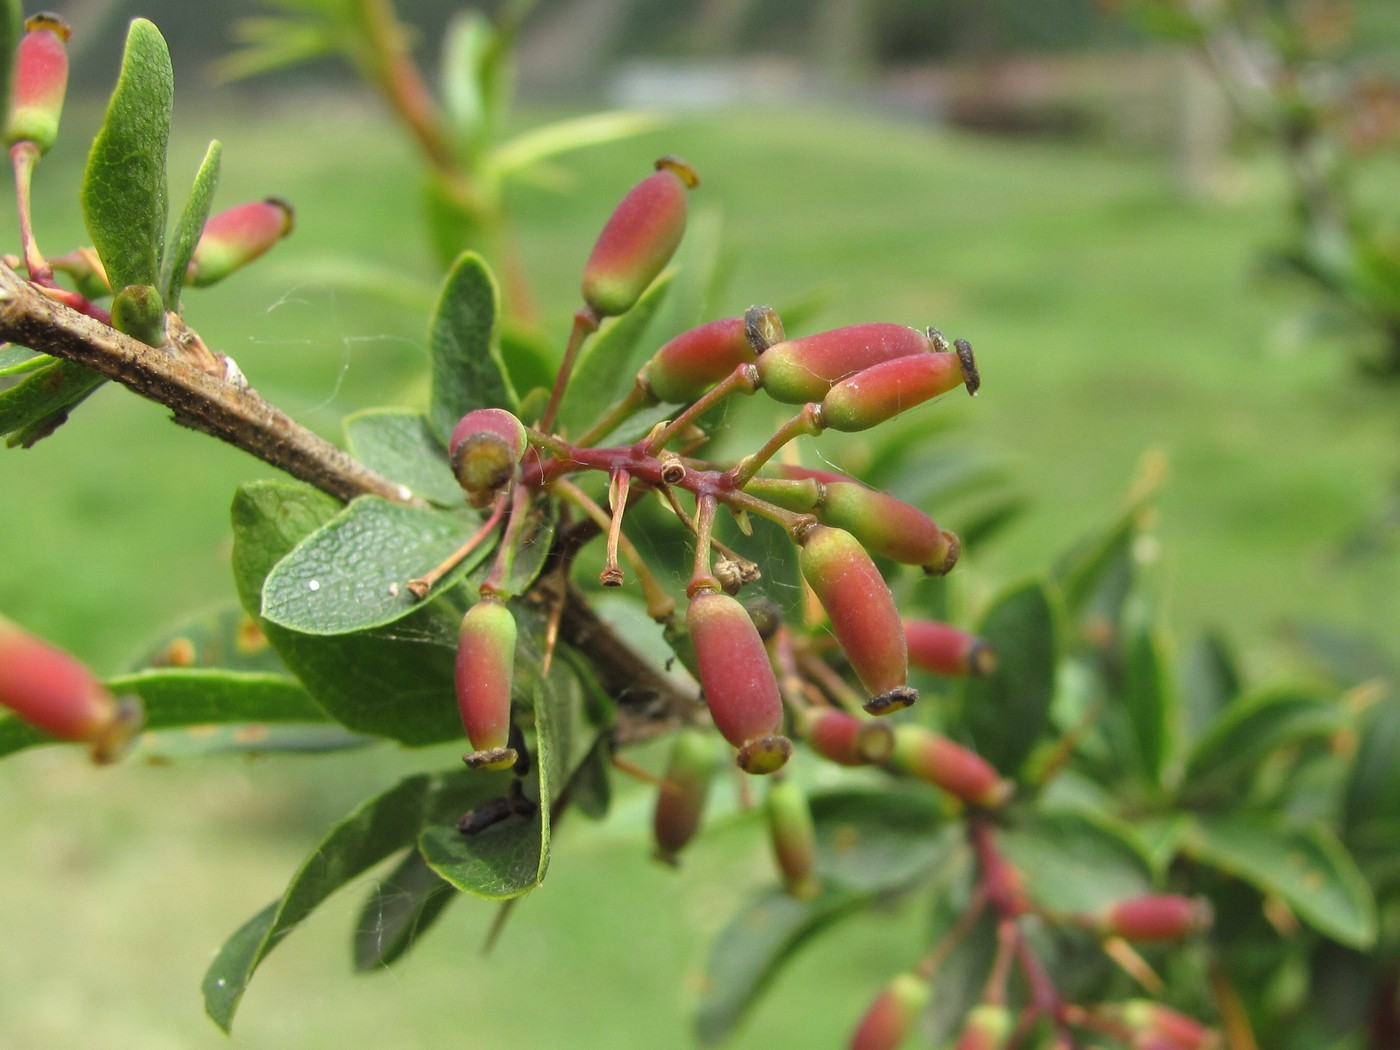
[757,323,935,405]
[448,407,527,506]
[5,15,71,154]
[849,972,930,1050]
[820,348,971,433]
[954,1004,1013,1050]
[652,729,715,865]
[455,598,518,770]
[905,620,996,677]
[639,316,759,404]
[1099,895,1212,942]
[800,708,894,766]
[189,199,295,288]
[885,725,1010,808]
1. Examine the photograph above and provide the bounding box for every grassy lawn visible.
[2,95,1397,1047]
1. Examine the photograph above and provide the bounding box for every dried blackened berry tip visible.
[652,848,682,869]
[926,326,951,353]
[262,197,296,235]
[744,304,785,353]
[463,746,519,771]
[654,155,700,188]
[736,734,793,775]
[863,686,918,716]
[968,641,997,677]
[599,567,625,587]
[26,13,71,39]
[955,337,980,395]
[659,454,686,485]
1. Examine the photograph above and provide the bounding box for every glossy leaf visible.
[162,139,222,308]
[695,887,868,1045]
[231,480,464,745]
[957,580,1058,776]
[260,496,488,635]
[999,811,1152,914]
[204,769,501,1031]
[558,270,673,436]
[82,18,173,294]
[1122,625,1172,788]
[1187,815,1376,948]
[0,359,105,446]
[428,251,516,445]
[344,408,462,507]
[353,848,457,972]
[809,788,952,892]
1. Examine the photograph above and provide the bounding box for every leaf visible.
[134,722,372,759]
[558,270,674,437]
[496,494,557,599]
[695,887,868,1045]
[127,605,287,674]
[0,358,106,446]
[492,111,667,179]
[1000,811,1152,914]
[204,769,503,1031]
[260,496,488,635]
[428,251,516,445]
[231,481,465,745]
[439,11,491,140]
[0,0,20,131]
[0,345,44,376]
[82,18,173,294]
[418,812,544,900]
[344,408,462,506]
[353,848,457,972]
[1345,694,1400,838]
[957,580,1059,776]
[809,788,952,892]
[162,139,222,308]
[1187,815,1376,948]
[1179,631,1241,742]
[1122,625,1172,788]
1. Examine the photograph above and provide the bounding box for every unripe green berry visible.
[188,198,295,288]
[0,614,141,762]
[905,620,996,677]
[954,1003,1013,1050]
[581,156,697,318]
[449,407,527,506]
[686,590,789,774]
[5,14,70,154]
[849,972,931,1050]
[765,777,820,899]
[819,348,972,433]
[798,526,914,713]
[884,725,1011,808]
[757,323,934,405]
[652,729,715,865]
[455,598,518,770]
[639,316,759,405]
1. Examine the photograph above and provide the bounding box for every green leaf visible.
[809,788,952,892]
[353,848,457,972]
[204,769,501,1031]
[1345,694,1400,837]
[491,111,667,180]
[1000,811,1152,914]
[1122,625,1172,788]
[1179,631,1241,742]
[0,0,20,132]
[428,251,515,445]
[260,496,488,635]
[957,580,1058,776]
[231,481,465,745]
[418,812,544,900]
[162,139,222,309]
[695,887,868,1045]
[0,358,106,446]
[1182,685,1344,805]
[1187,815,1376,948]
[439,11,491,140]
[344,408,463,506]
[127,605,287,674]
[1053,498,1150,631]
[0,345,45,376]
[82,18,173,294]
[496,494,557,600]
[559,270,673,437]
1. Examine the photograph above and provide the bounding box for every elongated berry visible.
[581,156,697,318]
[188,198,294,288]
[449,407,527,505]
[954,1004,1013,1050]
[820,348,972,433]
[639,316,760,405]
[905,620,996,677]
[1115,1001,1218,1050]
[849,972,931,1050]
[686,589,790,774]
[1098,895,1212,942]
[5,14,70,154]
[798,526,913,714]
[455,598,518,770]
[820,482,960,574]
[0,615,141,762]
[652,729,715,865]
[799,708,894,766]
[757,323,935,405]
[765,777,819,898]
[884,725,1010,808]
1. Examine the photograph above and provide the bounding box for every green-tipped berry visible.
[765,777,820,898]
[0,615,141,762]
[639,316,760,405]
[799,708,894,767]
[686,589,789,774]
[849,972,931,1050]
[820,347,974,433]
[652,729,715,865]
[757,323,936,405]
[455,598,518,770]
[581,156,697,318]
[885,725,1010,808]
[1098,895,1212,943]
[798,526,914,713]
[954,1004,1014,1050]
[5,14,70,154]
[905,620,996,677]
[449,407,527,506]
[819,482,960,574]
[188,198,294,288]
[1114,1001,1219,1050]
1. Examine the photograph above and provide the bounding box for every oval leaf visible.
[810,788,951,892]
[999,811,1152,914]
[428,251,516,444]
[353,847,457,972]
[82,18,173,294]
[344,408,463,506]
[0,359,105,446]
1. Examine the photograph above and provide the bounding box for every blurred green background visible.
[3,1,1400,1046]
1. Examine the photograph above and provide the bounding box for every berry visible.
[905,620,996,677]
[849,972,930,1050]
[188,199,294,288]
[652,729,715,865]
[638,316,760,405]
[448,407,527,506]
[5,14,71,154]
[1099,895,1212,942]
[884,725,1010,808]
[455,598,518,770]
[819,348,971,433]
[765,777,819,898]
[757,323,935,405]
